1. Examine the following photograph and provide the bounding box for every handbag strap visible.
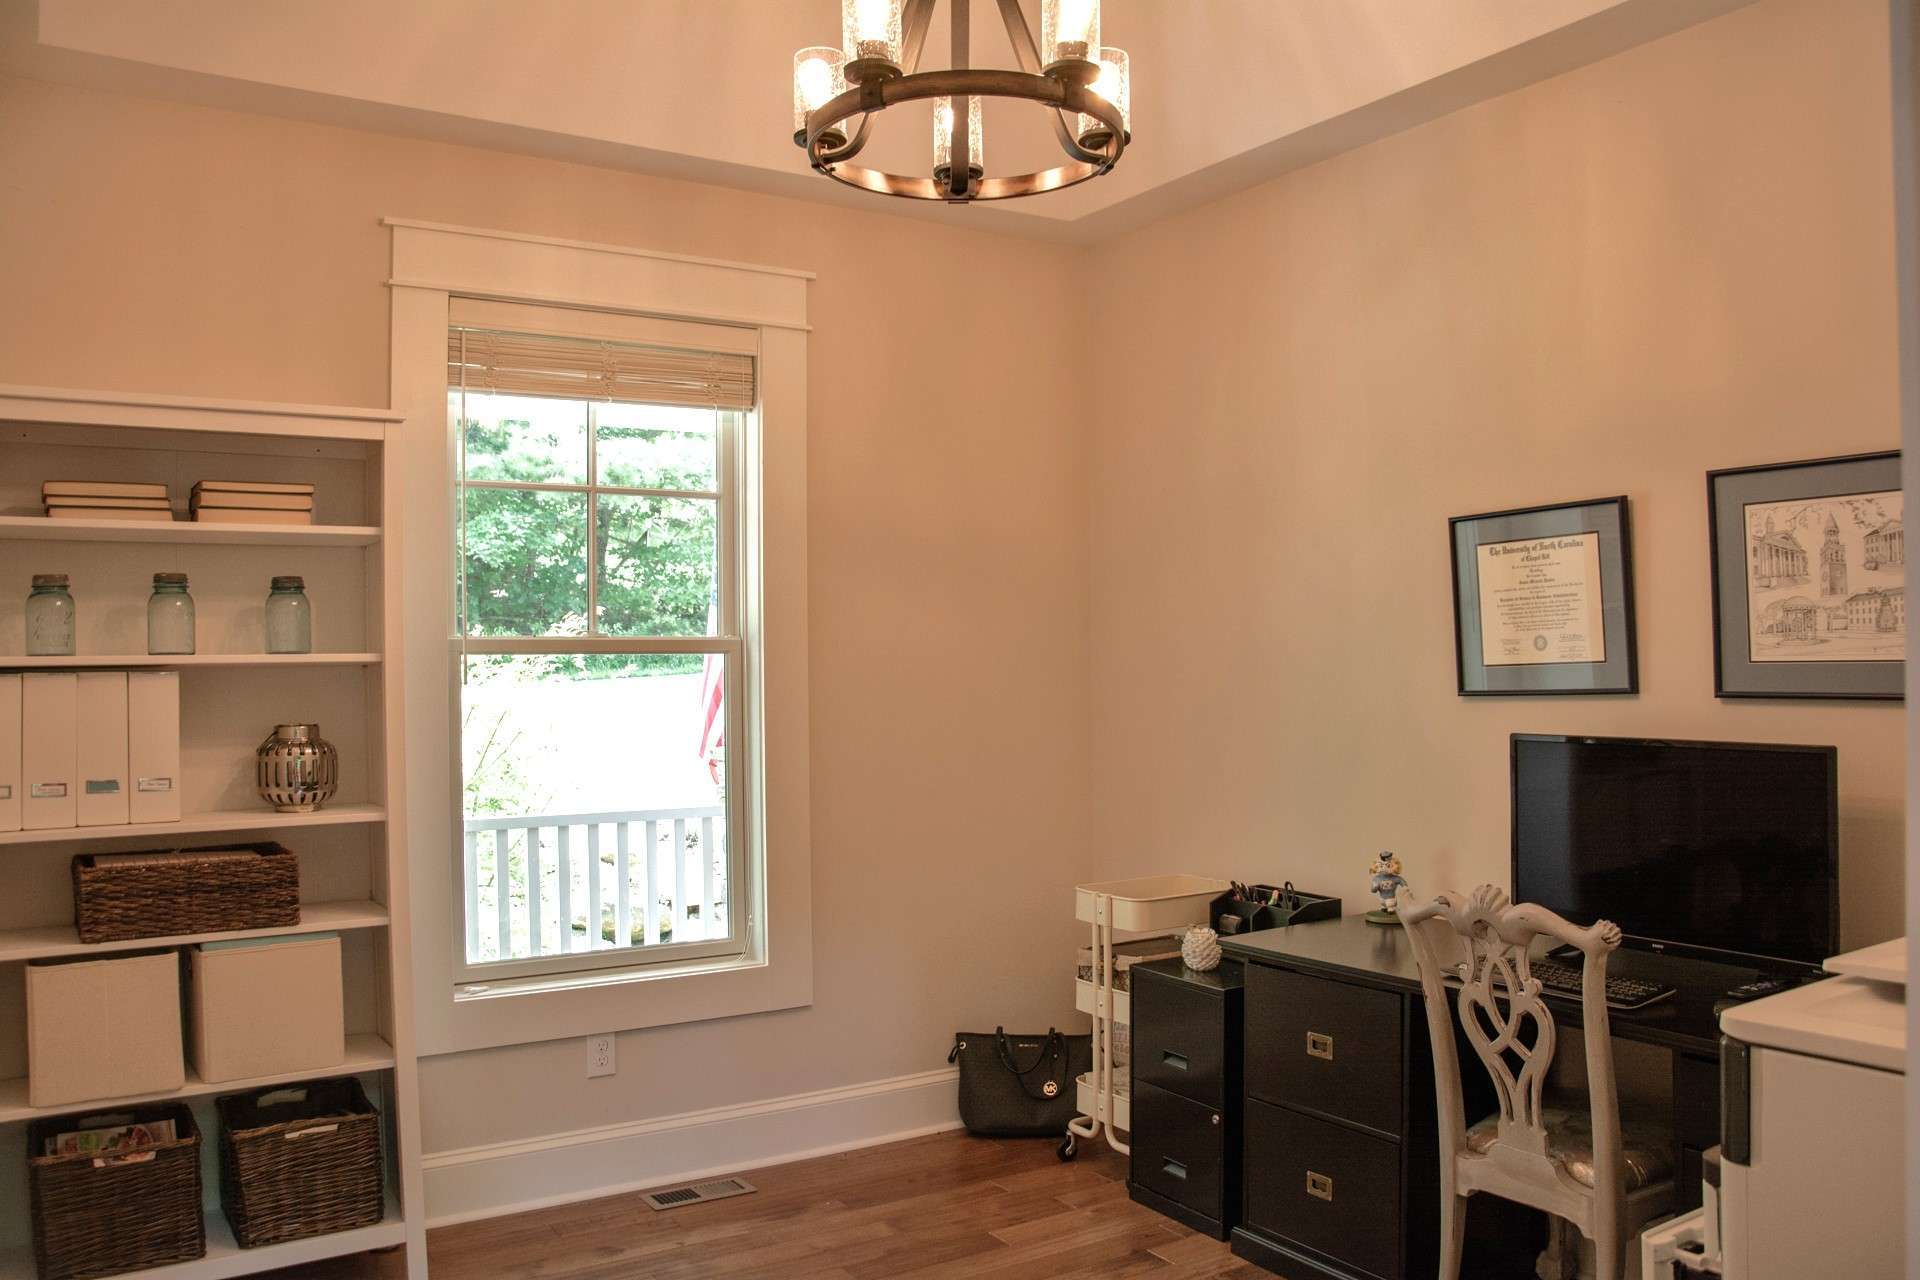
[994,1027,1067,1102]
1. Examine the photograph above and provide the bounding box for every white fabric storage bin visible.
[126,671,181,824]
[76,671,130,827]
[189,934,345,1083]
[27,951,185,1106]
[0,673,20,831]
[21,672,78,830]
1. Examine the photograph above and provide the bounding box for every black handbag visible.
[947,1027,1092,1137]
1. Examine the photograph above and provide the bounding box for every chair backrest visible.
[1398,885,1624,1206]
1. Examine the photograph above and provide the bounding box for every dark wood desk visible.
[1219,915,1738,1280]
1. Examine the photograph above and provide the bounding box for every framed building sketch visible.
[1708,451,1903,700]
[1449,496,1638,696]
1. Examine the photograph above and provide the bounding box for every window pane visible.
[463,488,588,636]
[459,391,588,484]
[462,653,730,964]
[595,403,718,492]
[595,495,717,636]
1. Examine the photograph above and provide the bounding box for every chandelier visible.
[792,0,1131,202]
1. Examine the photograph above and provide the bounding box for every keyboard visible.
[1525,958,1676,1011]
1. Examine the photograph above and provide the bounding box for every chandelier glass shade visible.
[793,0,1131,203]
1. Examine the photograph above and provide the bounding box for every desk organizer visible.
[218,1078,384,1248]
[1211,886,1341,935]
[28,1104,205,1280]
[72,841,300,943]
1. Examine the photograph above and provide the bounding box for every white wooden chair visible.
[1398,885,1673,1280]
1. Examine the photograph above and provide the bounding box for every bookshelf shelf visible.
[0,1196,406,1280]
[0,653,382,670]
[0,515,381,547]
[0,1034,396,1124]
[0,899,389,964]
[0,804,386,848]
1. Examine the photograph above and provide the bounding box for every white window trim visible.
[386,219,813,1056]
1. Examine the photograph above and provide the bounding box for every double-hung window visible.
[448,305,754,985]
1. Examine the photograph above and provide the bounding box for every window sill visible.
[455,949,757,1003]
[419,928,808,1055]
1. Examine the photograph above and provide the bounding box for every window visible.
[449,317,754,984]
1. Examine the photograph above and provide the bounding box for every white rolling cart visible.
[1064,875,1228,1161]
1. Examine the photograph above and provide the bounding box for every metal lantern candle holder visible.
[254,723,338,813]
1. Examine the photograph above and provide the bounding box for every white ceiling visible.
[0,0,1756,242]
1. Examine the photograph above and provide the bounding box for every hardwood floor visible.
[260,1130,1265,1279]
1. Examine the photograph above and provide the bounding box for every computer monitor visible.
[1510,733,1838,971]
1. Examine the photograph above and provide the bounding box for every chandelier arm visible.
[815,110,874,167]
[900,0,937,75]
[993,0,1044,74]
[949,0,970,199]
[1050,108,1107,166]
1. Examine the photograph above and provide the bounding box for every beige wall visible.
[0,0,1903,1180]
[1086,0,1906,948]
[0,72,1093,1153]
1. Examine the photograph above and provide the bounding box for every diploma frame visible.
[1449,495,1638,696]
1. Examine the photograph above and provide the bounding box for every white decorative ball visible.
[1181,926,1221,972]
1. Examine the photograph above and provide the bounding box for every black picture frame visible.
[1707,451,1903,700]
[1449,496,1638,696]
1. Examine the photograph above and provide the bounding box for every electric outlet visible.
[587,1033,616,1079]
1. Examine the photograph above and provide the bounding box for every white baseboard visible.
[422,1067,962,1227]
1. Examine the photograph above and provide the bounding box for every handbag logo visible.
[1043,1079,1059,1097]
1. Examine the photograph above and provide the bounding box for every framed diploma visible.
[1449,496,1638,696]
[1708,451,1902,700]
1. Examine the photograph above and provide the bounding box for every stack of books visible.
[191,480,316,525]
[42,481,175,522]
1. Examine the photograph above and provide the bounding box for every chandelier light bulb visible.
[1076,47,1129,150]
[842,0,904,78]
[1041,0,1101,75]
[793,47,848,145]
[932,95,985,189]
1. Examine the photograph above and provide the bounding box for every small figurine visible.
[1366,850,1408,926]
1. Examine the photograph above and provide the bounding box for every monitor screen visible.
[1511,734,1838,969]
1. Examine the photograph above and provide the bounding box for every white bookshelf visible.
[0,385,425,1277]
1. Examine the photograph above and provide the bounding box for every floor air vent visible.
[642,1176,757,1211]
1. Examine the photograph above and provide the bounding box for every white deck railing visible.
[462,805,727,962]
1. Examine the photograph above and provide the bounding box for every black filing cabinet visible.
[1127,957,1243,1240]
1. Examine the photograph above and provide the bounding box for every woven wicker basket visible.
[28,1104,205,1280]
[72,842,299,943]
[218,1078,384,1248]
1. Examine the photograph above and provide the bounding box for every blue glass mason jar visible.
[147,572,195,655]
[25,574,76,656]
[265,575,312,654]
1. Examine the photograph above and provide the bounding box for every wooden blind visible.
[448,326,756,410]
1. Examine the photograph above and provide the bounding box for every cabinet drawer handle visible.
[1306,1031,1334,1061]
[1160,1050,1189,1071]
[1162,1158,1188,1181]
[1306,1171,1333,1201]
